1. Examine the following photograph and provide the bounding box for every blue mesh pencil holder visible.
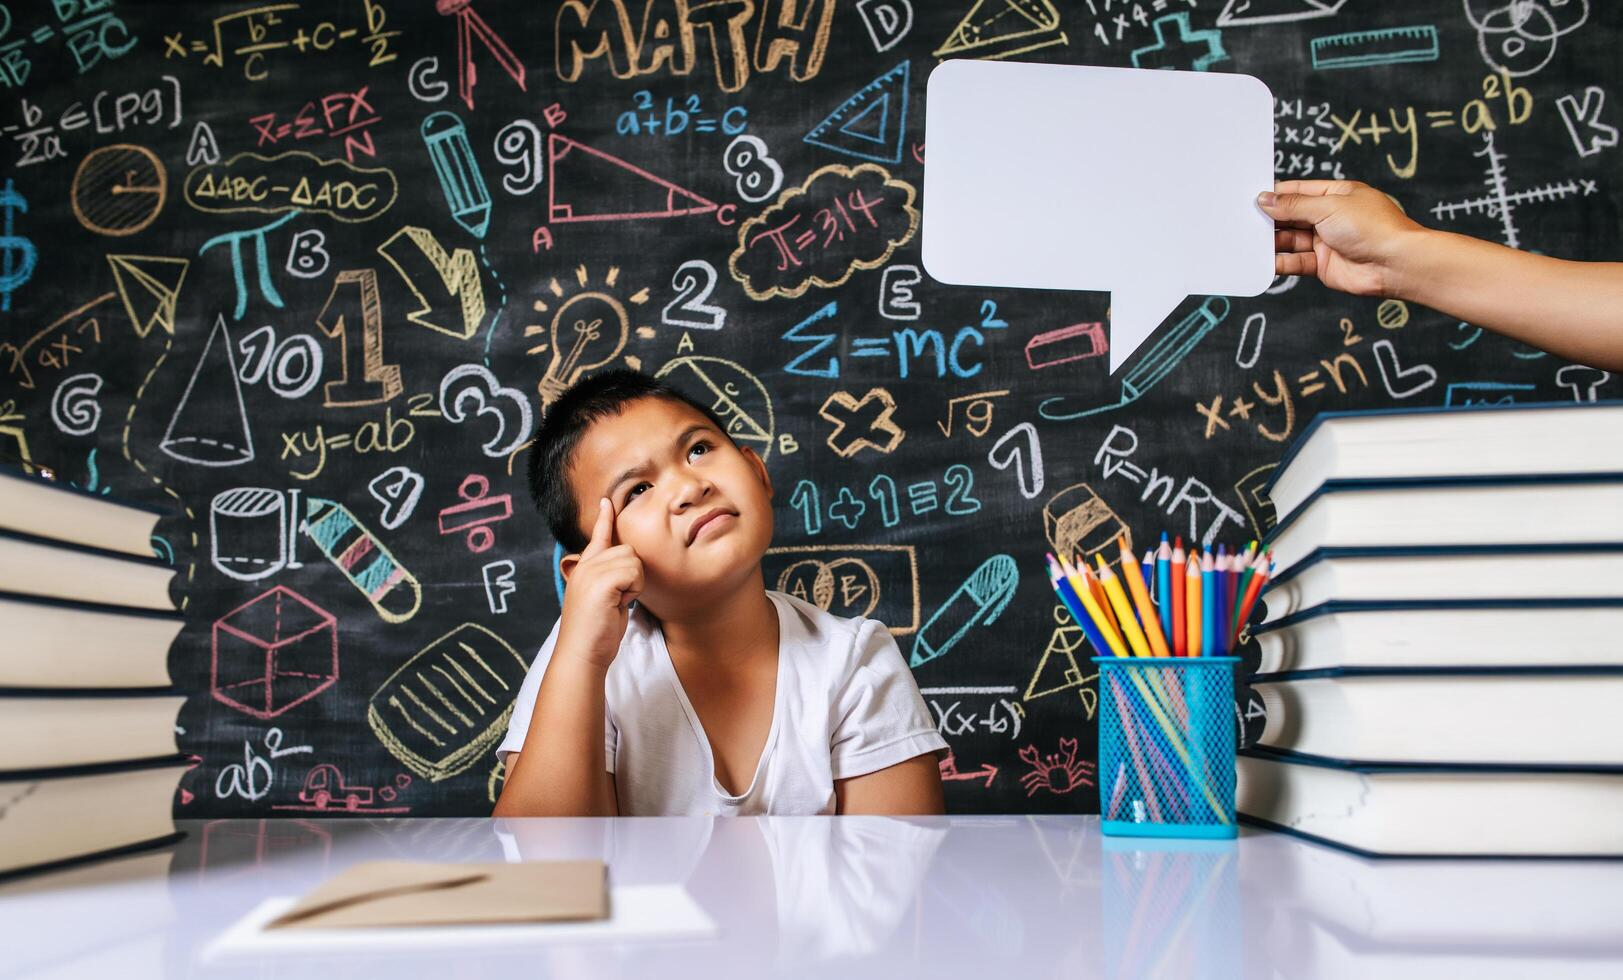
[1094,657,1239,839]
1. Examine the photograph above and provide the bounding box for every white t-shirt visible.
[495,589,950,815]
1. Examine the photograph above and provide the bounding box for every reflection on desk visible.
[1,816,1620,979]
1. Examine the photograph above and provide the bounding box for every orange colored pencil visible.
[1185,556,1203,658]
[1116,536,1171,658]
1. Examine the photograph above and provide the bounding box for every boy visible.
[492,369,948,816]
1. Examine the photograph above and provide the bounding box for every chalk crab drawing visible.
[1018,737,1095,797]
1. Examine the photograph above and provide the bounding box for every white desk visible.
[3,816,1620,978]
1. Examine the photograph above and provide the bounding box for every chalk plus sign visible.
[1132,12,1228,72]
[1429,131,1599,249]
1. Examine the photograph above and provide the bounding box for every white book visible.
[1260,546,1623,624]
[1237,749,1623,857]
[0,592,180,688]
[0,465,165,559]
[1253,670,1623,765]
[1266,402,1623,524]
[0,756,187,878]
[1254,601,1623,673]
[0,529,176,611]
[1260,476,1623,578]
[0,690,183,771]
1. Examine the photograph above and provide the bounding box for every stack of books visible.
[1235,401,1623,857]
[0,463,189,881]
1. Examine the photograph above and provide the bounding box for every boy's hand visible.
[1257,179,1427,299]
[558,498,644,670]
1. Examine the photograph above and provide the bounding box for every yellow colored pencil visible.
[1094,555,1153,659]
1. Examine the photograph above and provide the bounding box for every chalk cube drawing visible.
[369,622,528,782]
[212,585,338,720]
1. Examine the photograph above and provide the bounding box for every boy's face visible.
[559,397,774,607]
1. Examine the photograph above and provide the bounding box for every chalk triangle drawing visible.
[108,255,189,337]
[161,314,255,467]
[1217,0,1347,28]
[933,0,1064,59]
[1025,629,1088,701]
[546,134,718,224]
[805,63,910,163]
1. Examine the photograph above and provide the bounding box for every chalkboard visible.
[2,0,1618,817]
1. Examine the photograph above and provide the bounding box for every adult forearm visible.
[1393,228,1623,372]
[492,653,616,817]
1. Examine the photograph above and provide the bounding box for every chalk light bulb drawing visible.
[538,290,629,408]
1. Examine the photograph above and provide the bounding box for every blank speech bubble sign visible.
[921,60,1275,374]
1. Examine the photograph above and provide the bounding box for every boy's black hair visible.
[527,368,734,554]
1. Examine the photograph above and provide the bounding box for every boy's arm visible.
[492,652,619,817]
[495,498,639,818]
[834,753,944,815]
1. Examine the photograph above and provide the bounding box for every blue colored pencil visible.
[1154,532,1172,643]
[1200,549,1217,657]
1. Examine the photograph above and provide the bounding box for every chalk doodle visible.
[0,179,36,311]
[212,585,338,719]
[729,163,918,301]
[303,495,423,623]
[369,622,527,781]
[70,143,165,236]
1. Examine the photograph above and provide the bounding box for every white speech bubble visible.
[921,60,1275,374]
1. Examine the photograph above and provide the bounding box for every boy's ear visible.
[742,445,772,499]
[558,551,582,584]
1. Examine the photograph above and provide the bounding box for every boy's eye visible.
[621,441,713,505]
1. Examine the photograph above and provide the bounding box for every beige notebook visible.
[264,860,608,929]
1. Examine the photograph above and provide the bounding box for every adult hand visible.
[1258,179,1426,298]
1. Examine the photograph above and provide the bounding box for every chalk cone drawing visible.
[161,314,255,466]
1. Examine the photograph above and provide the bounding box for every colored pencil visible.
[1077,553,1121,635]
[1185,552,1202,658]
[1141,549,1155,598]
[1170,537,1187,657]
[1117,537,1171,659]
[1102,669,1165,818]
[1061,552,1126,658]
[1064,555,1130,659]
[1155,533,1173,643]
[1107,761,1128,820]
[1096,554,1152,659]
[1233,552,1273,643]
[1233,546,1260,637]
[1046,554,1113,659]
[1200,549,1217,657]
[1222,550,1241,656]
